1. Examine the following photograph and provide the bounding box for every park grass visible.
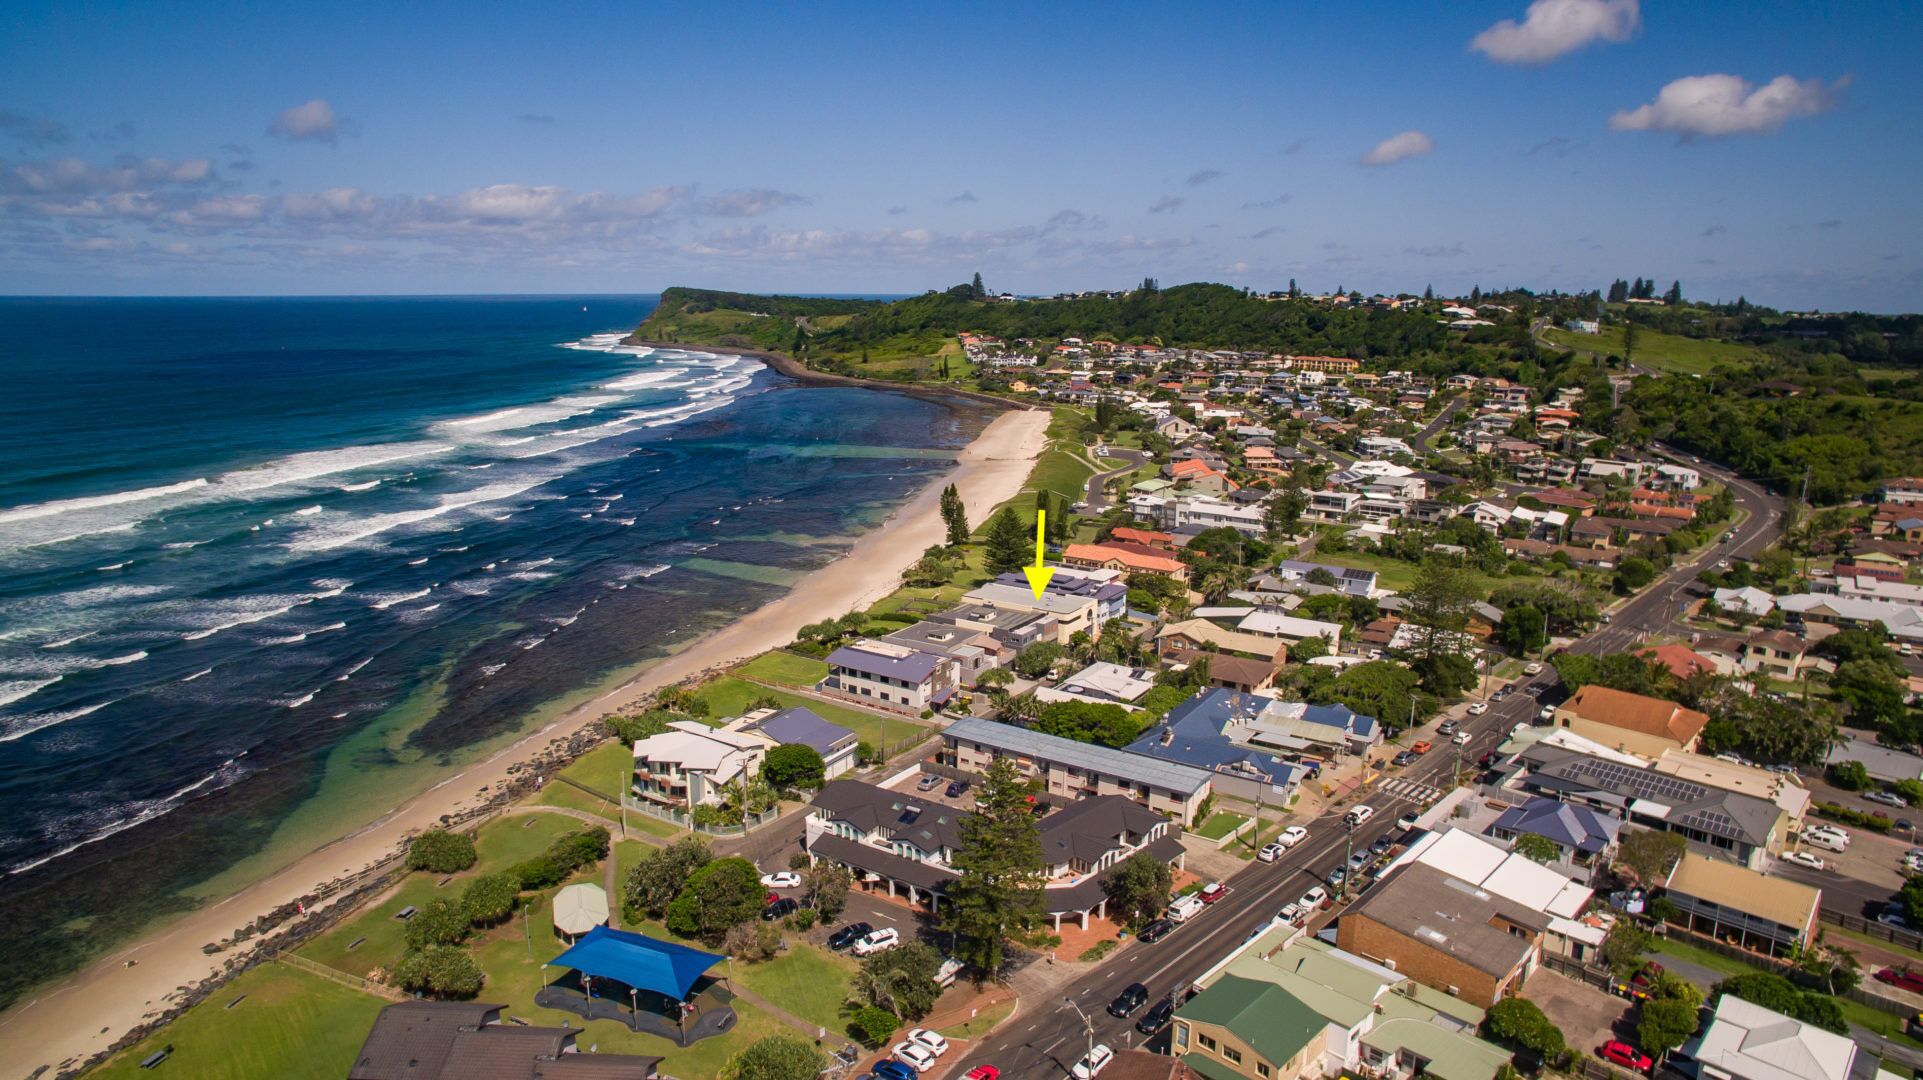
[1194,811,1250,841]
[298,812,584,978]
[88,962,388,1080]
[735,651,830,688]
[937,997,1016,1041]
[728,941,861,1033]
[693,675,929,753]
[1310,550,1511,599]
[1544,325,1762,376]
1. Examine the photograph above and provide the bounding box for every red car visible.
[764,892,781,906]
[1877,967,1923,993]
[966,1068,1000,1080]
[1198,882,1229,904]
[1600,1041,1653,1071]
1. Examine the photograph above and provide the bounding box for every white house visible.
[632,722,768,808]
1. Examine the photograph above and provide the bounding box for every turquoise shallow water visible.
[0,295,995,1003]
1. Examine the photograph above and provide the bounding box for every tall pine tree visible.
[940,756,1046,973]
[940,484,969,547]
[983,505,1028,576]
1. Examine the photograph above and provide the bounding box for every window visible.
[1174,1024,1188,1050]
[1224,1046,1242,1065]
[1198,1033,1216,1052]
[1258,1065,1271,1078]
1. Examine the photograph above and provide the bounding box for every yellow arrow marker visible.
[1023,509,1056,598]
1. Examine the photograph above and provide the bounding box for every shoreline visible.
[0,396,1051,1079]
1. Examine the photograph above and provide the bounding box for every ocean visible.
[0,295,995,1003]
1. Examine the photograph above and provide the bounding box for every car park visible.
[1278,825,1308,848]
[853,927,901,956]
[872,1061,919,1080]
[1136,997,1176,1035]
[906,1029,949,1056]
[759,871,802,889]
[1138,918,1173,942]
[892,1043,939,1072]
[1299,886,1329,909]
[1199,881,1229,904]
[1107,982,1149,1018]
[1780,850,1825,870]
[1071,1043,1114,1078]
[1258,841,1286,862]
[828,922,873,950]
[916,774,943,791]
[762,897,798,920]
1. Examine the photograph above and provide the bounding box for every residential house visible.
[1166,496,1267,536]
[803,779,1186,929]
[1653,463,1703,490]
[1380,828,1603,963]
[1157,415,1201,440]
[1711,586,1775,618]
[1158,619,1290,664]
[881,619,1007,687]
[818,638,959,715]
[1740,629,1808,679]
[1818,573,1923,610]
[1289,355,1361,374]
[1205,653,1284,694]
[1662,853,1820,957]
[1110,526,1175,549]
[1878,477,1923,505]
[723,706,858,779]
[1307,490,1362,522]
[961,580,1103,643]
[1336,862,1546,1008]
[1553,685,1709,757]
[1579,458,1647,484]
[631,722,767,809]
[1035,661,1158,706]
[1235,610,1345,650]
[1061,542,1189,582]
[1777,592,1923,642]
[941,715,1213,823]
[1635,643,1717,682]
[1484,796,1622,880]
[1569,515,1682,548]
[1273,559,1378,598]
[926,601,1056,652]
[1685,994,1856,1080]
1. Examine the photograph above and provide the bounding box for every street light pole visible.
[1063,997,1096,1059]
[1341,818,1356,900]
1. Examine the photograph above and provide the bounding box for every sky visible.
[2,0,1920,311]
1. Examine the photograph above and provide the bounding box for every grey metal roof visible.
[825,643,941,683]
[1517,745,1780,846]
[742,707,855,756]
[944,716,1213,795]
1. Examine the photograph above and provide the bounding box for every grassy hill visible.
[1544,324,1765,375]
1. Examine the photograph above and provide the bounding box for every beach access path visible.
[0,405,1051,1080]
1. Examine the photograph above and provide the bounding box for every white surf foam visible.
[369,588,432,610]
[288,476,556,552]
[0,700,111,743]
[294,505,323,516]
[0,478,210,526]
[0,676,61,708]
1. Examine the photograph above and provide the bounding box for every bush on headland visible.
[405,829,477,873]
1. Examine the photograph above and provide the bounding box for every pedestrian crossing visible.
[1377,777,1444,804]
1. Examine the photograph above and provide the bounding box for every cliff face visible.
[623,287,883,349]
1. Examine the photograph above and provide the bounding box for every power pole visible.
[1341,818,1356,900]
[1063,997,1096,1060]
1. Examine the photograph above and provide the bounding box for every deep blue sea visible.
[0,295,994,999]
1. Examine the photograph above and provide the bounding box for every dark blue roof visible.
[1125,688,1308,786]
[1302,702,1376,739]
[546,926,722,1000]
[1489,796,1622,855]
[746,706,854,755]
[991,572,1127,603]
[826,644,941,683]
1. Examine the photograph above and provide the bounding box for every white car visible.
[892,1042,939,1072]
[852,927,901,956]
[1452,731,1471,745]
[1781,850,1826,871]
[1808,825,1851,846]
[1072,1043,1115,1078]
[1524,662,1544,675]
[1258,841,1285,863]
[1299,885,1329,910]
[1278,825,1309,848]
[1276,901,1303,924]
[1467,702,1488,716]
[906,1028,949,1057]
[1344,804,1374,826]
[758,871,802,889]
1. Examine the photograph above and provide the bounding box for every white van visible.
[1344,804,1375,827]
[1806,824,1851,845]
[1803,830,1847,853]
[1167,894,1206,923]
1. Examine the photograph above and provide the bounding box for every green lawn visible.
[537,742,633,817]
[1311,550,1512,599]
[1544,325,1762,376]
[1194,811,1251,841]
[298,812,584,978]
[1649,936,1923,1050]
[735,651,830,688]
[1648,936,1759,979]
[88,962,388,1080]
[727,941,861,1033]
[693,676,929,754]
[937,998,1015,1041]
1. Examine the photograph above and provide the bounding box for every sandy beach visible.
[0,402,1050,1079]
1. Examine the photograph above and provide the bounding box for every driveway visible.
[1522,970,1632,1058]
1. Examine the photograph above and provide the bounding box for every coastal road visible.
[947,455,1790,1079]
[1082,446,1148,513]
[1410,397,1463,453]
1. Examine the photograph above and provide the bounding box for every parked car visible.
[1277,902,1303,924]
[1780,850,1826,870]
[1467,702,1488,715]
[853,927,901,956]
[916,774,943,791]
[1167,895,1206,923]
[892,1043,939,1072]
[1452,730,1471,745]
[1599,1040,1653,1071]
[1524,662,1544,675]
[1880,910,1916,932]
[1409,740,1433,755]
[1071,1043,1114,1079]
[1199,881,1229,904]
[759,871,802,889]
[1478,751,1502,768]
[1868,790,1908,808]
[965,1068,1000,1080]
[1258,841,1286,863]
[944,780,970,798]
[1278,825,1308,848]
[828,922,873,950]
[872,1061,919,1080]
[1370,836,1394,856]
[762,897,798,921]
[1437,720,1459,736]
[1325,867,1348,889]
[1347,851,1371,872]
[1136,997,1176,1035]
[1803,830,1847,854]
[1299,885,1329,910]
[1138,918,1173,943]
[1876,968,1923,994]
[1397,811,1421,830]
[906,1029,949,1057]
[1106,982,1149,1018]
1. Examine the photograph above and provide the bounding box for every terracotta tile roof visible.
[1635,643,1715,680]
[1560,685,1709,745]
[1062,542,1186,576]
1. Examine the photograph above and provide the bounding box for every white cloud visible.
[693,188,809,217]
[1609,74,1845,138]
[1360,131,1435,166]
[269,99,339,143]
[0,155,214,195]
[1471,0,1639,65]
